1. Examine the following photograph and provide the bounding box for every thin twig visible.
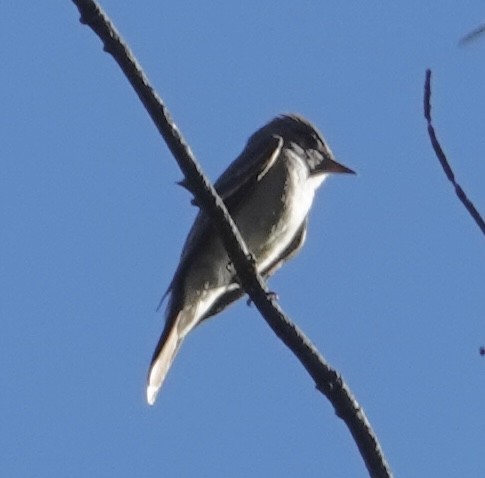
[458,24,485,47]
[424,70,485,236]
[71,1,393,476]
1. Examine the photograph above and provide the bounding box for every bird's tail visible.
[146,310,188,406]
[147,286,227,405]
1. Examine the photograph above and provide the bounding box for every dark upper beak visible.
[322,157,356,175]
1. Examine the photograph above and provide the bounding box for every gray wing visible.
[158,134,283,310]
[176,134,283,265]
[214,134,283,201]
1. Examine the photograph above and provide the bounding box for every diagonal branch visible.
[71,1,392,476]
[458,24,485,47]
[424,70,485,236]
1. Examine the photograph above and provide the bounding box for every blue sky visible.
[2,2,485,476]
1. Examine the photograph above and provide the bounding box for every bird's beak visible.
[325,158,356,175]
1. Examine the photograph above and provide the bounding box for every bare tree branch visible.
[424,70,485,236]
[458,24,485,47]
[70,1,392,476]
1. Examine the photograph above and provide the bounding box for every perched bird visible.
[147,114,354,405]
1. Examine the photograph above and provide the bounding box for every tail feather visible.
[146,317,183,406]
[147,287,228,405]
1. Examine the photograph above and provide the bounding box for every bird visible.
[146,113,355,405]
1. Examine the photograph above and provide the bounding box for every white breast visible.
[256,151,327,272]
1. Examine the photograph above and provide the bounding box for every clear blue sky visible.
[2,2,484,476]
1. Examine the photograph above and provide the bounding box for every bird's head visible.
[254,114,355,179]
